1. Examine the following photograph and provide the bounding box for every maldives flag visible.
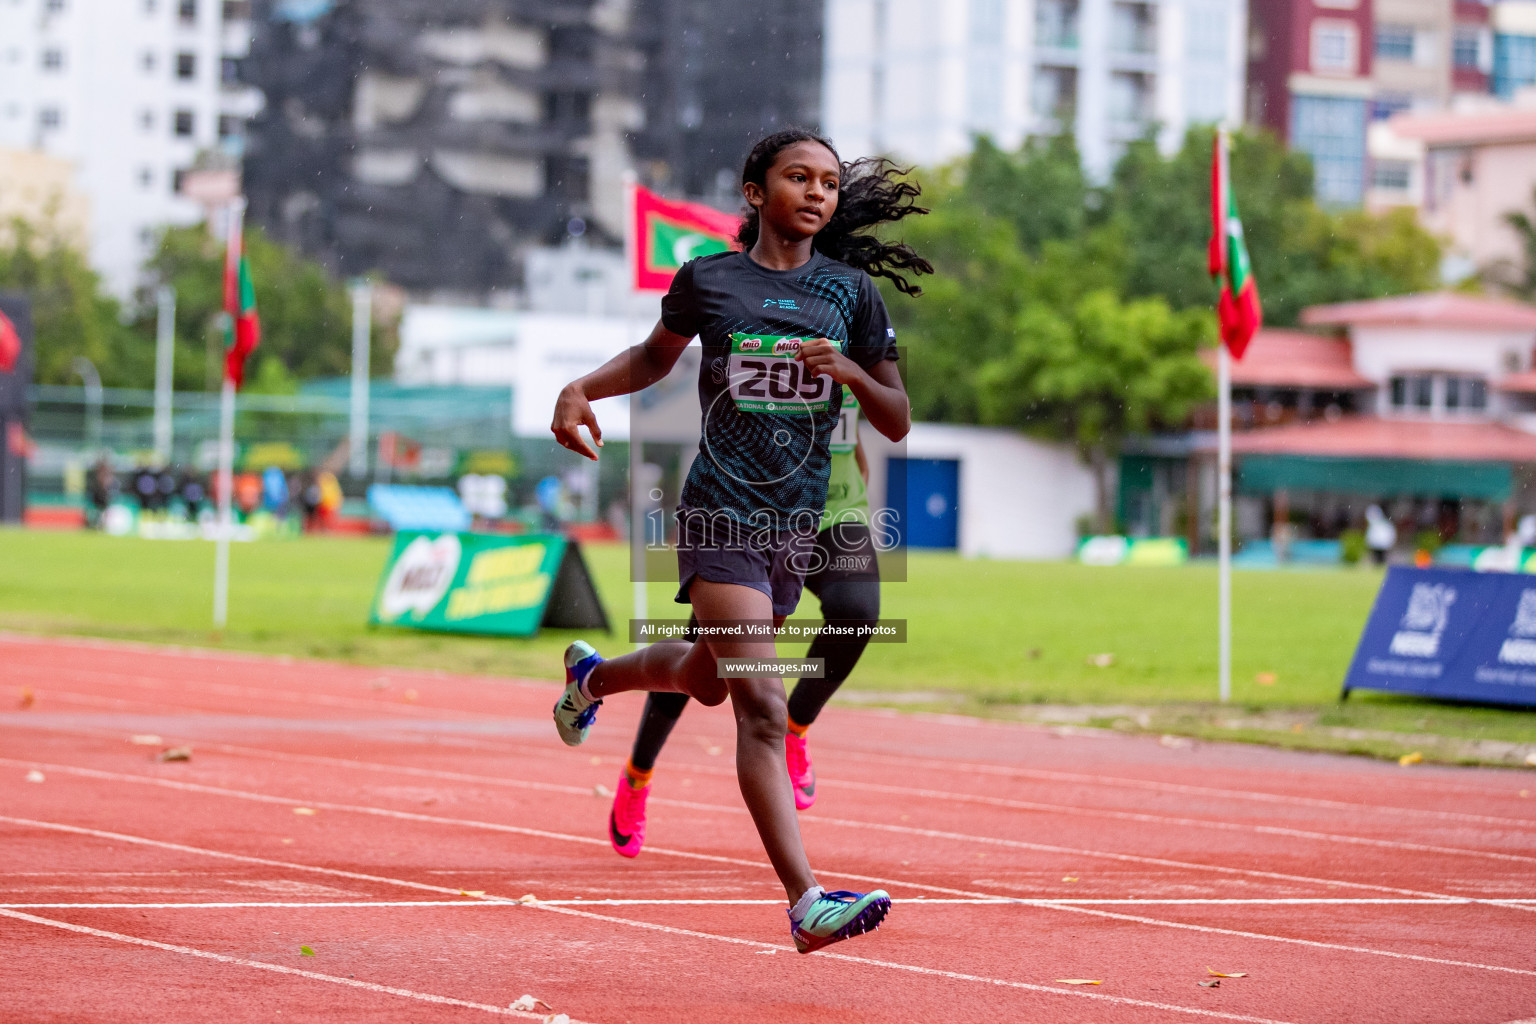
[1207,133,1261,360]
[223,240,260,389]
[630,184,741,292]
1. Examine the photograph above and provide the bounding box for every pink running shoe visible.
[609,773,649,858]
[785,731,816,810]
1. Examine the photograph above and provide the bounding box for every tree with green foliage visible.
[136,224,394,392]
[975,291,1215,530]
[0,218,141,386]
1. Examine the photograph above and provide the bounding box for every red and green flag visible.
[223,236,260,389]
[1207,133,1261,360]
[629,184,741,292]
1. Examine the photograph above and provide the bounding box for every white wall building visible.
[822,0,1247,178]
[0,0,261,297]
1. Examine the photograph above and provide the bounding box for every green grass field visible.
[3,528,1533,764]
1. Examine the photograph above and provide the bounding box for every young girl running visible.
[608,396,881,859]
[549,129,929,953]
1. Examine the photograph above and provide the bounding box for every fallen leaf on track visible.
[129,734,162,746]
[293,807,318,816]
[508,995,552,1012]
[1399,751,1423,766]
[754,950,776,955]
[543,1015,570,1024]
[1056,979,1101,986]
[460,890,486,898]
[1062,876,1079,883]
[1200,979,1221,988]
[1524,753,1536,768]
[1207,967,1247,978]
[402,689,419,703]
[1159,734,1192,749]
[25,769,44,783]
[299,945,316,957]
[518,894,539,904]
[593,784,612,798]
[156,747,192,762]
[18,687,35,709]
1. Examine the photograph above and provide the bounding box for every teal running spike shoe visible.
[789,889,891,954]
[554,641,603,746]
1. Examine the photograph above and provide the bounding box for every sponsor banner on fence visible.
[1342,566,1536,707]
[369,531,608,638]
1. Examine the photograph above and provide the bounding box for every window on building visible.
[1375,25,1415,61]
[176,52,195,79]
[39,106,62,129]
[1033,65,1078,120]
[44,0,65,13]
[1371,160,1412,191]
[1290,94,1366,204]
[177,0,195,24]
[142,51,156,72]
[40,47,63,70]
[218,113,240,138]
[138,167,153,188]
[1453,26,1482,69]
[1493,32,1536,99]
[221,56,240,83]
[1110,2,1155,54]
[173,109,194,136]
[1108,71,1152,125]
[1312,21,1358,73]
[1371,93,1412,120]
[171,169,187,194]
[1036,0,1080,47]
[222,0,250,18]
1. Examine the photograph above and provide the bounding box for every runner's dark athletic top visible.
[660,251,896,525]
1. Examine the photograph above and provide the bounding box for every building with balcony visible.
[821,0,1248,180]
[1125,292,1536,553]
[0,0,259,297]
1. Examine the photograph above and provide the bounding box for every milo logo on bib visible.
[727,333,838,415]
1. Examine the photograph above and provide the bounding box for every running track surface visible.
[4,635,1536,1024]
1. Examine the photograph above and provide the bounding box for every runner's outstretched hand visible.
[552,384,604,460]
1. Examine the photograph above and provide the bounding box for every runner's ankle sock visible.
[623,760,653,789]
[789,885,826,923]
[786,717,810,738]
[576,668,598,704]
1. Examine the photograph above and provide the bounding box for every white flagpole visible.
[152,285,176,465]
[1218,342,1233,703]
[623,175,648,646]
[213,197,245,631]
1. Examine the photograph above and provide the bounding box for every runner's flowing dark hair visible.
[737,129,934,296]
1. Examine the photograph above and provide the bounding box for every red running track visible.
[3,633,1536,1024]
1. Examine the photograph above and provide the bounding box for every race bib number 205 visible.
[727,334,837,415]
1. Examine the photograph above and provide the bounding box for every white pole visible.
[153,285,176,465]
[623,174,648,646]
[213,198,244,630]
[348,281,372,481]
[1217,343,1233,703]
[213,377,235,629]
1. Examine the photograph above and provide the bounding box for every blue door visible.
[887,457,959,549]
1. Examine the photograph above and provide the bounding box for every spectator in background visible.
[234,472,262,518]
[1365,505,1396,566]
[87,458,117,528]
[316,470,343,529]
[262,466,290,517]
[179,471,205,521]
[157,466,178,513]
[297,470,322,531]
[133,466,160,514]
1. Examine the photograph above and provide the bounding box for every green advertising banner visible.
[369,531,609,638]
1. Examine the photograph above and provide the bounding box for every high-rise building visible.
[630,0,824,206]
[1491,1,1536,98]
[0,0,259,297]
[1248,0,1375,205]
[821,0,1248,180]
[241,0,647,300]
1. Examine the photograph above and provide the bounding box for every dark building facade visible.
[241,0,823,296]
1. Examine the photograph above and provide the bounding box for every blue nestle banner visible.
[1344,566,1536,707]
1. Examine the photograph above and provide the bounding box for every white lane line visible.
[17,638,1530,828]
[9,807,1536,979]
[7,755,1514,910]
[832,746,1536,830]
[0,907,595,1022]
[7,898,1536,909]
[16,715,1533,890]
